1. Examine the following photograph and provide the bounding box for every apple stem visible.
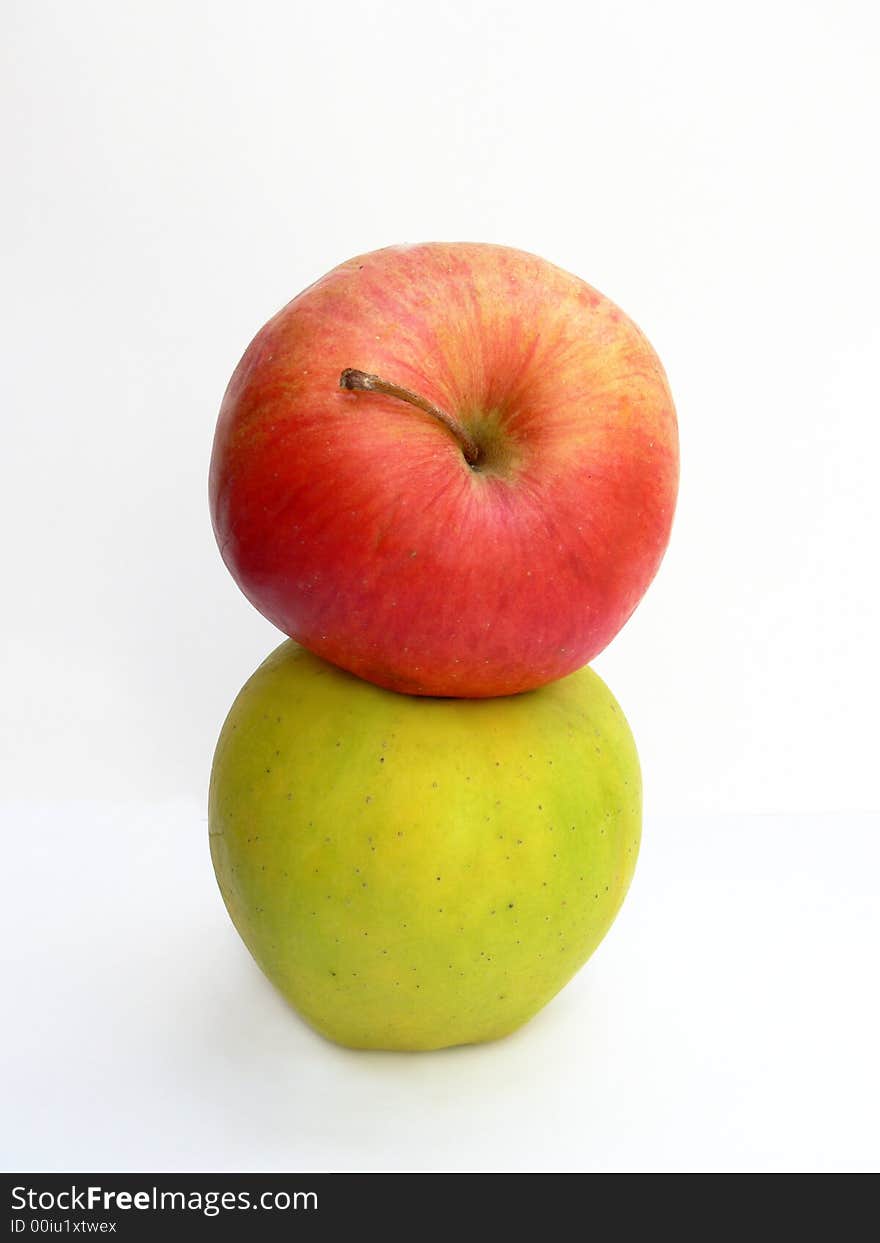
[339,369,481,467]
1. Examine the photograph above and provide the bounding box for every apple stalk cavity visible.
[339,368,482,468]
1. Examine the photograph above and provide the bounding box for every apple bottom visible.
[208,642,641,1052]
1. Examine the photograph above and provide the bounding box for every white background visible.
[2,0,878,1173]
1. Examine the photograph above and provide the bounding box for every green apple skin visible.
[209,642,641,1051]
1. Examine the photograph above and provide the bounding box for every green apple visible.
[209,642,641,1051]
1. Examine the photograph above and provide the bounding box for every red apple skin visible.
[209,243,678,697]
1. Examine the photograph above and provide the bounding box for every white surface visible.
[3,800,877,1173]
[3,0,880,1173]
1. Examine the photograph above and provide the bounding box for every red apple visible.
[209,243,678,697]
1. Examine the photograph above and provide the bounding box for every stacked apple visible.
[208,242,678,1050]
